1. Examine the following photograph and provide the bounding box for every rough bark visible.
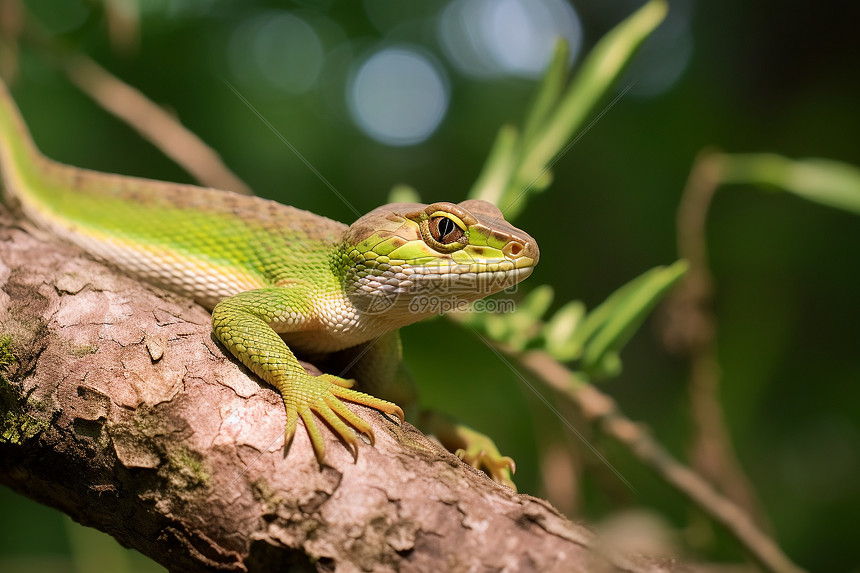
[0,210,686,573]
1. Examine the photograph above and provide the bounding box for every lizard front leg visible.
[211,287,404,462]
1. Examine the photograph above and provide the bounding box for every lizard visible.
[0,78,539,488]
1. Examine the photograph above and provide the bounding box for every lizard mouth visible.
[346,264,533,317]
[351,263,534,299]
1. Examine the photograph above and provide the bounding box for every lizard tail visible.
[0,77,50,212]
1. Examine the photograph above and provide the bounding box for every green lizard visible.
[0,79,538,487]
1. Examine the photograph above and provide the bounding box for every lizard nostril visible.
[503,242,524,258]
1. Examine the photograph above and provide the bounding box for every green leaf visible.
[543,300,587,361]
[503,285,555,350]
[719,153,860,216]
[580,260,688,377]
[520,40,571,146]
[484,311,511,342]
[590,350,622,379]
[468,0,668,218]
[517,284,555,320]
[469,124,519,206]
[501,0,669,219]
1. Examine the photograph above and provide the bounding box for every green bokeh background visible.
[2,1,859,571]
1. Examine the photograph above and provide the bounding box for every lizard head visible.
[338,199,539,319]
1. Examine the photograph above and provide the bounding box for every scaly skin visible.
[0,80,539,483]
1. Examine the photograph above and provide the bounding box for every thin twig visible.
[0,0,22,82]
[13,1,253,196]
[665,150,772,531]
[516,348,807,573]
[62,55,253,195]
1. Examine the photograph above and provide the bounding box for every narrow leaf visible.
[520,40,571,146]
[720,153,860,216]
[581,260,688,376]
[543,300,587,361]
[512,0,669,203]
[469,124,519,205]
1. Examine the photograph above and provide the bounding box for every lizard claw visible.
[282,373,403,464]
[420,411,519,491]
[456,447,517,491]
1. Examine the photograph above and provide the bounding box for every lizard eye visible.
[429,216,464,245]
[406,206,470,253]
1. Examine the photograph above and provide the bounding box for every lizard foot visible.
[456,440,517,492]
[283,373,404,464]
[420,410,518,491]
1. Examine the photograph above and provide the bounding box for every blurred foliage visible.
[455,260,688,380]
[2,0,860,572]
[717,152,860,215]
[468,0,666,216]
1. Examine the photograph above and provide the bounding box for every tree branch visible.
[516,350,806,573]
[666,150,773,531]
[0,210,685,573]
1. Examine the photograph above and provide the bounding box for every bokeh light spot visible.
[255,14,323,94]
[348,47,449,146]
[228,12,324,94]
[439,0,582,78]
